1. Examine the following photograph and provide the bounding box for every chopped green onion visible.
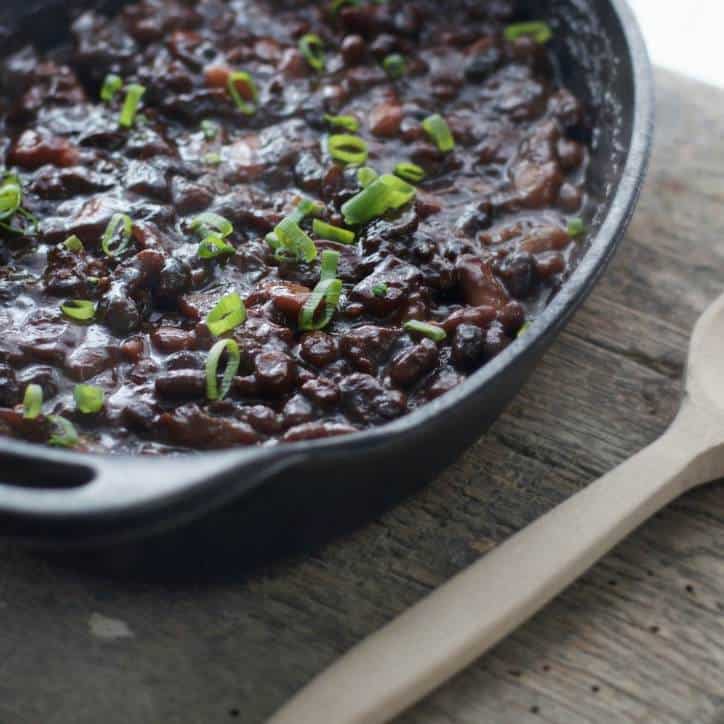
[0,175,22,221]
[203,152,222,165]
[357,166,378,188]
[119,83,146,129]
[299,268,343,331]
[299,33,326,72]
[74,384,104,414]
[198,234,235,259]
[61,299,95,322]
[289,198,324,224]
[422,114,455,152]
[191,212,233,239]
[517,320,532,337]
[319,249,340,280]
[394,162,425,184]
[274,217,318,263]
[206,292,246,337]
[329,0,360,15]
[324,114,360,132]
[23,384,42,420]
[567,217,585,237]
[372,282,388,298]
[313,219,355,245]
[382,53,406,80]
[205,338,240,401]
[100,74,123,103]
[341,173,416,225]
[101,213,133,257]
[201,119,219,140]
[63,235,84,253]
[504,20,553,44]
[227,71,258,115]
[48,416,79,448]
[404,319,447,342]
[327,134,369,165]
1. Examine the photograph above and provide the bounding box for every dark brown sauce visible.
[0,0,590,454]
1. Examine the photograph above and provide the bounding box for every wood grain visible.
[2,68,724,724]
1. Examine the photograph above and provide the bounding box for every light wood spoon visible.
[269,292,724,724]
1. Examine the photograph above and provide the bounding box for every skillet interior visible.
[0,0,652,562]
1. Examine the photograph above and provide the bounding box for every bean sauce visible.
[0,0,590,454]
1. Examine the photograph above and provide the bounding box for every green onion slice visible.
[372,282,388,298]
[0,175,22,221]
[74,384,104,414]
[329,0,360,15]
[63,235,84,253]
[227,71,258,115]
[382,54,406,80]
[357,166,378,188]
[504,20,553,44]
[394,162,425,184]
[567,217,585,237]
[101,74,123,103]
[404,319,447,342]
[201,119,219,140]
[319,248,340,281]
[341,173,416,225]
[274,217,318,263]
[206,292,246,337]
[101,213,133,257]
[206,338,241,401]
[23,384,43,420]
[48,415,79,448]
[298,279,343,331]
[327,134,368,165]
[198,234,235,259]
[203,152,222,165]
[299,34,326,72]
[61,299,95,322]
[312,219,355,245]
[324,114,360,132]
[119,83,146,129]
[191,212,233,239]
[422,114,455,152]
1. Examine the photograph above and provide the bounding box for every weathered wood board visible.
[1,68,724,724]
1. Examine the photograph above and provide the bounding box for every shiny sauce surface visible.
[0,0,590,454]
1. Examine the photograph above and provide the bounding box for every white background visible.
[628,0,723,87]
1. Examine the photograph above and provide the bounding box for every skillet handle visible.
[0,443,298,545]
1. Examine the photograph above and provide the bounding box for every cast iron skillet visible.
[0,0,653,555]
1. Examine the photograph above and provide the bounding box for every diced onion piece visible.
[48,416,79,448]
[299,34,326,72]
[227,71,258,115]
[382,53,406,80]
[324,114,360,132]
[23,384,43,420]
[504,20,553,44]
[101,74,123,103]
[341,174,415,225]
[206,338,241,401]
[404,319,447,342]
[567,217,585,237]
[422,114,455,152]
[61,299,96,322]
[394,161,425,184]
[327,134,368,165]
[63,235,84,253]
[74,384,104,414]
[101,213,133,257]
[312,219,355,245]
[119,84,146,129]
[206,292,246,337]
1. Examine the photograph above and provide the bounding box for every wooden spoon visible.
[269,292,724,724]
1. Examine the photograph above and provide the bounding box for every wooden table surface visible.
[3,68,724,724]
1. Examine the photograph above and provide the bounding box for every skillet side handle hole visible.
[0,453,94,489]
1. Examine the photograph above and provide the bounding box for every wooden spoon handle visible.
[269,425,700,724]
